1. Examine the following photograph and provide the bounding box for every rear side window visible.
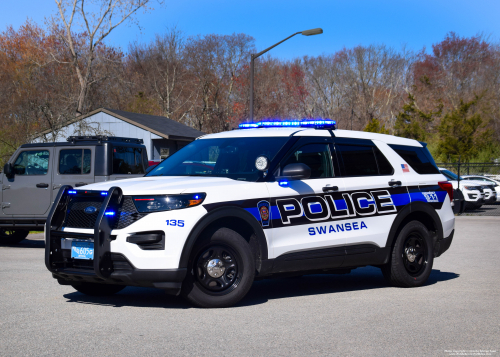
[388,144,440,174]
[336,144,378,176]
[59,149,91,174]
[113,146,145,174]
[336,144,386,176]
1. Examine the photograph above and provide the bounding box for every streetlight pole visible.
[249,28,323,121]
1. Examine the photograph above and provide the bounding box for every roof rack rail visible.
[67,136,144,144]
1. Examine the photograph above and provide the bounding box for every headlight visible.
[132,193,206,213]
[463,186,479,190]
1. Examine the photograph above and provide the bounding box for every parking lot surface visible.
[1,217,499,356]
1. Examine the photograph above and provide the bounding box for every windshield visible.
[441,169,463,181]
[146,137,289,181]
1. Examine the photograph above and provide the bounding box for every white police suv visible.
[45,120,455,308]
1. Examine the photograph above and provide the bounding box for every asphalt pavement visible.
[0,217,499,356]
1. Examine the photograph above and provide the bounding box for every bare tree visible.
[51,0,155,116]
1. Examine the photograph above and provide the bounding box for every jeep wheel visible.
[71,282,125,296]
[181,227,255,308]
[0,229,29,245]
[382,220,434,287]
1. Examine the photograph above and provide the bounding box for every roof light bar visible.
[238,119,336,130]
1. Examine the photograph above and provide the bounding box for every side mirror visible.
[3,163,14,179]
[279,163,311,181]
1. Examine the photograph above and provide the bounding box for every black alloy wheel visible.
[181,227,255,308]
[402,233,428,276]
[0,229,29,245]
[195,244,241,294]
[381,220,434,288]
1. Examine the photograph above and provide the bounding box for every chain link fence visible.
[436,163,500,216]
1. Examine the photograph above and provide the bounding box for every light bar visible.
[101,191,108,196]
[238,119,336,130]
[68,190,77,194]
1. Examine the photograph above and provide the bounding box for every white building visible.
[33,108,205,162]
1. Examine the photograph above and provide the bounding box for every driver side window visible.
[13,150,50,175]
[281,143,333,179]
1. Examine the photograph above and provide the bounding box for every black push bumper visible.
[435,229,454,257]
[45,186,186,295]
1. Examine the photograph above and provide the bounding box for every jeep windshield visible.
[146,137,288,181]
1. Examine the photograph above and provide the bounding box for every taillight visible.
[438,181,454,201]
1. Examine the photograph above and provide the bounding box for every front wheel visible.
[181,227,255,308]
[71,282,125,296]
[0,229,29,245]
[382,220,434,287]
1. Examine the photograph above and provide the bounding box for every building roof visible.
[33,108,205,141]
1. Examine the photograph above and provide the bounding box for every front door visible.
[3,149,53,215]
[52,147,95,192]
[266,136,346,269]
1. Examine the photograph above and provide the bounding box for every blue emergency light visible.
[238,119,336,130]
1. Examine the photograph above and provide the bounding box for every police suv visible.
[45,120,455,308]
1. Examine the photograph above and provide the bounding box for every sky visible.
[2,0,500,59]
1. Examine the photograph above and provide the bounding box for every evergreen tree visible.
[394,94,441,141]
[364,118,389,134]
[436,97,493,162]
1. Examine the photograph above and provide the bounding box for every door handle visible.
[75,182,87,187]
[36,183,49,188]
[388,180,402,187]
[322,186,339,193]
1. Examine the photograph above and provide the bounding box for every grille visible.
[63,196,148,230]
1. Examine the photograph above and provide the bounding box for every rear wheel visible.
[382,220,434,287]
[181,227,255,308]
[71,282,125,296]
[0,229,29,245]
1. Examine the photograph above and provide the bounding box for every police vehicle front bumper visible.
[45,186,187,295]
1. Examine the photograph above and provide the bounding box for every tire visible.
[71,282,125,296]
[382,220,434,287]
[181,227,255,308]
[0,229,29,245]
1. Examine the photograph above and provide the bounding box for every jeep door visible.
[333,138,409,252]
[52,147,95,191]
[266,134,346,268]
[2,148,53,216]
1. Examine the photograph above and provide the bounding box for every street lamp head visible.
[301,28,323,36]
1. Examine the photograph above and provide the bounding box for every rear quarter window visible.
[113,146,146,174]
[388,144,440,174]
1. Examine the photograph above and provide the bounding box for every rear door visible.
[333,138,409,251]
[266,135,346,268]
[52,147,95,191]
[3,148,53,216]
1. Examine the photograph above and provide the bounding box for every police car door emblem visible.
[422,192,438,202]
[84,206,97,214]
[257,200,270,227]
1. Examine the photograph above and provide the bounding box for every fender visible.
[178,206,269,269]
[386,201,443,251]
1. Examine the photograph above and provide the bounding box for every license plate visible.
[71,241,94,260]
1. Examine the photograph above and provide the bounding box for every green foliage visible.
[436,97,495,162]
[364,118,389,134]
[126,92,160,116]
[394,94,441,141]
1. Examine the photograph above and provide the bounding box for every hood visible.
[80,176,252,196]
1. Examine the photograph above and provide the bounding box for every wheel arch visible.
[386,202,443,256]
[179,207,268,272]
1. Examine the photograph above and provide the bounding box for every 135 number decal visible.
[166,219,184,227]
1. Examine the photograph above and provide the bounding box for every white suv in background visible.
[462,175,500,203]
[45,120,455,308]
[439,168,491,209]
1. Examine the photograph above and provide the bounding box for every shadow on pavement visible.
[0,238,45,249]
[61,266,459,309]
